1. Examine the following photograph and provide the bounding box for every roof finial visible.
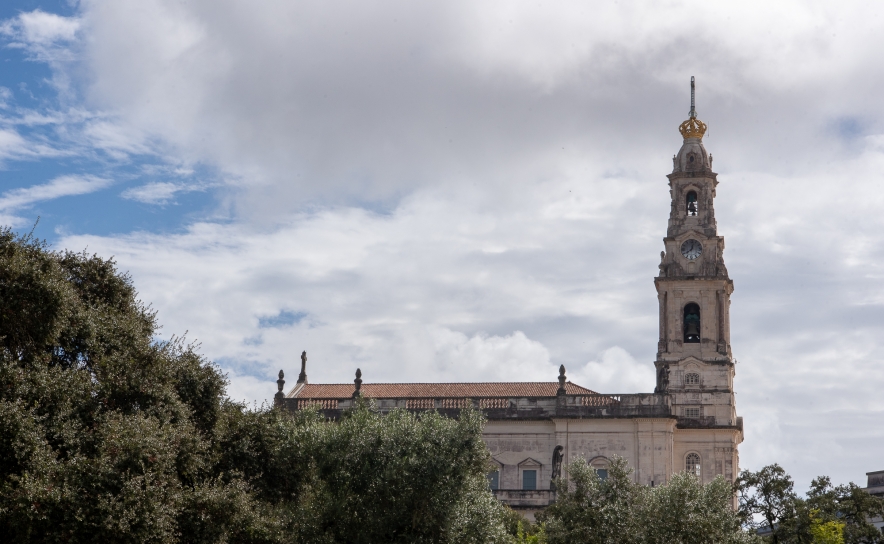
[353,368,363,398]
[689,76,696,119]
[297,350,308,384]
[274,369,285,407]
[557,365,567,396]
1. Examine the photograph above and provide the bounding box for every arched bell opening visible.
[684,303,701,343]
[686,190,698,216]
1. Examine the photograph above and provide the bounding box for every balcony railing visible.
[492,489,556,508]
[280,392,675,420]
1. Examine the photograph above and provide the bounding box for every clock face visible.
[681,239,702,260]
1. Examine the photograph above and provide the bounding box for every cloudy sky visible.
[2,0,883,490]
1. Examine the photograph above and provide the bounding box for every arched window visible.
[686,191,698,216]
[685,373,700,385]
[590,457,610,481]
[684,303,701,343]
[685,453,701,477]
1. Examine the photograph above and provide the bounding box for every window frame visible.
[518,458,542,491]
[685,452,702,477]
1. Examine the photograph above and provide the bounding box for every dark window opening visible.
[686,191,698,216]
[595,469,608,481]
[487,470,499,490]
[684,303,700,343]
[522,470,537,490]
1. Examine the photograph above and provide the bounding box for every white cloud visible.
[570,347,655,394]
[0,10,81,61]
[0,126,66,161]
[16,10,80,44]
[120,182,178,204]
[121,181,206,204]
[58,0,884,214]
[430,329,554,382]
[0,128,29,158]
[82,120,151,158]
[0,87,12,109]
[9,0,884,492]
[0,175,113,213]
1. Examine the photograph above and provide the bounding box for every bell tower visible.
[654,78,738,428]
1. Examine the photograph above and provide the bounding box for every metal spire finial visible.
[678,76,706,139]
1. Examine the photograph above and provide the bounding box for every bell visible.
[685,320,700,337]
[687,201,697,215]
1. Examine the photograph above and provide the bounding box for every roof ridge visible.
[299,381,583,385]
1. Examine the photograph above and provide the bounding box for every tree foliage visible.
[736,465,884,544]
[539,457,757,544]
[0,228,510,543]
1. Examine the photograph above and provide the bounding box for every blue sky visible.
[0,0,219,237]
[2,0,884,491]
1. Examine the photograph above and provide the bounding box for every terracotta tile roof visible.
[289,381,596,399]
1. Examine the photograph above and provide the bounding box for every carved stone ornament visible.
[297,350,308,384]
[352,368,363,398]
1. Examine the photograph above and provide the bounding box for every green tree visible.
[0,228,510,543]
[804,476,883,544]
[808,510,844,544]
[736,464,799,543]
[540,456,755,544]
[539,457,641,544]
[642,470,755,544]
[737,466,884,544]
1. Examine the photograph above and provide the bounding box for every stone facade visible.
[275,81,743,518]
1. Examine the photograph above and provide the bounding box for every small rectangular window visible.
[685,407,701,418]
[487,470,499,490]
[595,469,608,481]
[522,470,536,490]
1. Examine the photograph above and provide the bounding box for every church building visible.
[274,78,743,518]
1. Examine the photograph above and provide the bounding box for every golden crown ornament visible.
[679,117,707,139]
